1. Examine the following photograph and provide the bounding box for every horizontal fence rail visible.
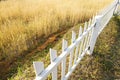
[33,0,120,80]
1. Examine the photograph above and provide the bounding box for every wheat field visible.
[0,0,113,60]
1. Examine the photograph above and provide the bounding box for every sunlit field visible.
[0,0,113,61]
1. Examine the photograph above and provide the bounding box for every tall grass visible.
[0,0,113,60]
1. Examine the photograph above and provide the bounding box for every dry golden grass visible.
[0,0,113,60]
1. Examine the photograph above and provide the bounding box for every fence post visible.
[113,0,120,15]
[88,15,102,55]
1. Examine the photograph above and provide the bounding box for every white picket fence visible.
[33,0,120,80]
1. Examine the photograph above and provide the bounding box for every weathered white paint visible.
[50,49,57,80]
[33,0,120,80]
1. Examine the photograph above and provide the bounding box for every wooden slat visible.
[87,27,94,55]
[78,27,84,57]
[88,18,93,45]
[92,16,95,24]
[72,31,76,43]
[86,19,92,48]
[89,15,102,54]
[61,39,68,80]
[74,45,79,64]
[68,31,77,72]
[33,62,44,76]
[79,26,82,37]
[50,49,57,80]
[84,22,87,32]
[68,49,74,71]
[71,31,79,64]
[83,22,88,51]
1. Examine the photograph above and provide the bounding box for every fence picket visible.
[68,31,76,72]
[78,27,83,57]
[84,22,87,31]
[89,15,102,54]
[83,22,88,51]
[61,39,68,80]
[92,16,95,24]
[86,19,94,55]
[74,45,79,64]
[72,31,76,43]
[79,26,82,37]
[33,62,44,76]
[71,31,79,64]
[86,19,92,48]
[68,49,74,71]
[50,49,57,80]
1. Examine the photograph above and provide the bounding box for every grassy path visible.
[69,16,120,80]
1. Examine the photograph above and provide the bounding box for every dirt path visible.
[1,16,120,80]
[0,29,67,80]
[69,16,120,80]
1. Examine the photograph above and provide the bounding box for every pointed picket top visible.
[95,12,98,16]
[33,62,44,76]
[84,22,87,32]
[79,26,83,37]
[72,31,76,43]
[91,16,94,23]
[88,19,92,27]
[92,15,95,24]
[50,48,57,63]
[62,39,68,53]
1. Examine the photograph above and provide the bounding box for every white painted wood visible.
[50,49,57,63]
[33,1,119,79]
[68,31,77,72]
[79,26,82,37]
[78,27,83,57]
[87,26,94,55]
[68,49,74,71]
[86,19,92,47]
[87,28,92,48]
[89,15,102,55]
[72,31,79,64]
[72,31,76,43]
[86,19,94,55]
[61,39,68,80]
[113,0,119,14]
[50,49,57,80]
[62,39,68,52]
[84,22,87,32]
[88,19,92,27]
[33,62,44,76]
[65,47,88,80]
[34,23,95,80]
[92,16,95,24]
[79,40,83,57]
[88,17,95,47]
[74,45,79,64]
[83,22,88,51]
[85,20,90,48]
